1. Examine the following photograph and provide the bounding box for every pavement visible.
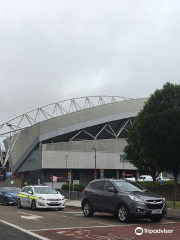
[65,199,180,221]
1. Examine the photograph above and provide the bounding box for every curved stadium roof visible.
[0,96,147,172]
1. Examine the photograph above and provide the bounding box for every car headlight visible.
[162,198,166,202]
[38,197,46,200]
[6,195,13,199]
[128,195,144,203]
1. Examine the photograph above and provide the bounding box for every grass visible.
[167,201,180,209]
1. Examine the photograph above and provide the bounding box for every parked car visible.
[81,179,167,223]
[17,185,66,211]
[137,175,153,182]
[125,177,136,182]
[0,187,20,205]
[156,177,171,182]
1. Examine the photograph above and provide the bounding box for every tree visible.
[124,121,163,185]
[125,82,180,199]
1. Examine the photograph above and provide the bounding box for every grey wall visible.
[42,139,137,170]
[18,149,42,172]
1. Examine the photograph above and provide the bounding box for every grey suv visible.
[81,179,167,223]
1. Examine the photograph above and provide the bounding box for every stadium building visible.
[0,96,147,187]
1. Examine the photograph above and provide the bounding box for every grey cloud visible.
[0,0,180,123]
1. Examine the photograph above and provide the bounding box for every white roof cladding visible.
[39,98,147,141]
[6,97,147,172]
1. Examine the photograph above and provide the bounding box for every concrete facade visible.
[4,98,147,186]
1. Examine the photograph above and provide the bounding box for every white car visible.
[137,175,153,182]
[17,185,66,211]
[156,177,171,182]
[125,177,136,182]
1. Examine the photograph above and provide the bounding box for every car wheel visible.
[31,200,37,211]
[117,204,131,223]
[83,201,94,217]
[17,199,22,208]
[58,208,64,211]
[150,215,163,222]
[4,198,8,206]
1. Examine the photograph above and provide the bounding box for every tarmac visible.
[65,199,180,221]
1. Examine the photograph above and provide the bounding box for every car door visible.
[20,187,29,207]
[101,181,119,213]
[24,187,33,207]
[26,187,34,207]
[90,181,105,211]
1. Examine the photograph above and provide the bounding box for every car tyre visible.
[150,215,163,222]
[117,204,131,223]
[31,200,37,211]
[83,201,94,217]
[17,199,22,208]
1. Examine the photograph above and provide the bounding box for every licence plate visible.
[151,209,162,214]
[50,202,59,205]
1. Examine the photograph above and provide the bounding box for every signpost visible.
[68,171,71,200]
[50,174,63,188]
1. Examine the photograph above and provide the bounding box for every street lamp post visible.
[92,148,97,179]
[120,155,125,178]
[64,155,68,182]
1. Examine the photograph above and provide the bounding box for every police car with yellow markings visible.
[17,185,66,211]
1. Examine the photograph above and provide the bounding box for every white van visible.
[125,177,136,182]
[137,175,153,182]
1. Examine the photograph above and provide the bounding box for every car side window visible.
[28,187,33,193]
[104,181,114,192]
[23,187,29,193]
[90,183,95,188]
[94,181,104,190]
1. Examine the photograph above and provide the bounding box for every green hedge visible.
[73,184,85,192]
[61,184,73,191]
[61,184,85,192]
[138,181,176,187]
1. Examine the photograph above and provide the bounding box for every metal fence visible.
[59,190,83,200]
[0,178,21,189]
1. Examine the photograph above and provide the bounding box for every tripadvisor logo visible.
[135,227,143,235]
[135,227,174,235]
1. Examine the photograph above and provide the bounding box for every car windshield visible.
[3,187,20,193]
[114,181,145,192]
[33,187,58,194]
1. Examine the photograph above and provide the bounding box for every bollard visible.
[172,190,176,208]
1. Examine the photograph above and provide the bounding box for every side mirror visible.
[143,188,148,192]
[108,187,117,193]
[28,190,33,194]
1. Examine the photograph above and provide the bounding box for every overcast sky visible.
[0,0,180,123]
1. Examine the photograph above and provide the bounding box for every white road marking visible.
[0,218,49,240]
[159,221,177,224]
[19,212,35,215]
[19,211,44,221]
[30,223,136,232]
[65,212,82,214]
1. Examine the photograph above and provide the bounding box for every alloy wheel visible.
[118,206,127,221]
[84,203,90,216]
